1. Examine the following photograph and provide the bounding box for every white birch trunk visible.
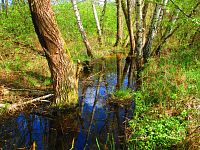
[92,0,102,44]
[155,10,179,55]
[71,0,93,58]
[143,0,168,62]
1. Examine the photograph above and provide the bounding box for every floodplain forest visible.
[0,0,199,149]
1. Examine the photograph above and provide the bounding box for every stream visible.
[0,56,135,150]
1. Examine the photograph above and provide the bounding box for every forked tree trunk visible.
[92,0,102,45]
[71,0,93,58]
[28,0,78,106]
[115,0,123,46]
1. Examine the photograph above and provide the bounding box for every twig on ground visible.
[0,94,53,111]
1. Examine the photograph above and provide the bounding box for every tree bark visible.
[100,0,107,34]
[92,0,102,45]
[71,0,93,58]
[142,2,148,45]
[121,0,135,55]
[143,2,162,63]
[28,0,78,106]
[155,10,179,55]
[114,0,123,46]
[135,0,143,72]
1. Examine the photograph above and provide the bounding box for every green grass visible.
[112,88,133,100]
[0,2,117,62]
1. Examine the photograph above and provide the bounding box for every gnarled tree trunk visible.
[28,0,78,106]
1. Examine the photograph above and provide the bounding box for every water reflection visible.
[0,56,135,150]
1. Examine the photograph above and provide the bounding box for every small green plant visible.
[43,78,52,86]
[112,88,133,100]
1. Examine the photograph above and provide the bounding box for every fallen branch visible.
[0,94,54,111]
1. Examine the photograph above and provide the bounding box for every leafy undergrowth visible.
[128,46,200,149]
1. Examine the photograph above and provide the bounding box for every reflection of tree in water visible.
[0,56,134,149]
[48,110,79,150]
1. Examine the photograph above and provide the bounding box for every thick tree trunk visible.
[92,0,102,45]
[114,0,123,46]
[28,0,78,106]
[71,0,93,58]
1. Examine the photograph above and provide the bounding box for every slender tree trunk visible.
[142,2,148,45]
[114,0,123,46]
[157,0,169,38]
[71,0,93,58]
[143,2,163,63]
[121,0,135,55]
[1,0,5,11]
[5,0,8,15]
[155,10,179,55]
[100,0,107,34]
[135,0,143,72]
[92,0,102,45]
[28,0,79,106]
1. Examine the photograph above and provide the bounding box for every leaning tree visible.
[28,0,79,107]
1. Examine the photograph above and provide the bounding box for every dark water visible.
[0,56,135,150]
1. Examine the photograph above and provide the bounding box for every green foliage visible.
[0,3,35,44]
[129,116,186,149]
[128,45,199,149]
[53,2,117,56]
